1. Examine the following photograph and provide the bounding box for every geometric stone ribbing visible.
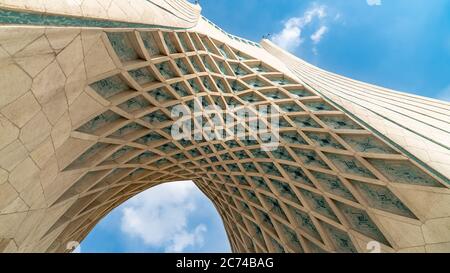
[39,30,446,253]
[0,0,449,253]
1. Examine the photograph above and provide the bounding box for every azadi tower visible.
[0,0,449,253]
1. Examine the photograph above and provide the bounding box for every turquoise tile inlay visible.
[228,163,240,172]
[249,221,265,246]
[149,87,174,102]
[271,179,301,204]
[172,152,187,161]
[278,118,292,128]
[230,80,246,92]
[304,101,335,112]
[312,171,356,201]
[269,76,294,86]
[341,135,397,154]
[271,238,285,253]
[157,142,178,153]
[180,139,193,148]
[292,116,321,128]
[128,151,157,164]
[289,206,322,241]
[218,45,229,58]
[108,122,145,139]
[103,146,135,164]
[235,175,250,187]
[141,110,171,124]
[176,33,191,52]
[90,75,131,100]
[249,63,269,73]
[335,201,390,246]
[255,209,275,230]
[134,132,164,145]
[289,89,314,98]
[155,62,175,79]
[241,139,259,146]
[271,147,294,161]
[234,150,250,159]
[281,164,315,187]
[200,36,215,53]
[67,143,110,169]
[140,31,161,56]
[326,153,376,178]
[321,222,357,253]
[305,132,345,150]
[299,189,339,222]
[188,79,202,93]
[368,159,443,187]
[293,149,330,169]
[215,78,227,93]
[216,61,228,75]
[237,198,251,215]
[220,153,233,161]
[319,115,362,130]
[190,35,203,51]
[280,224,304,252]
[0,8,187,29]
[225,97,242,108]
[77,110,123,134]
[259,162,282,176]
[128,67,156,85]
[250,149,269,159]
[251,176,271,192]
[240,93,262,103]
[188,148,201,157]
[246,78,267,89]
[209,156,219,163]
[107,32,139,62]
[175,58,190,75]
[261,194,288,221]
[352,180,416,218]
[189,56,203,72]
[171,82,190,97]
[305,240,327,253]
[163,32,178,54]
[279,103,303,113]
[201,77,214,91]
[262,90,288,100]
[230,64,249,77]
[201,56,213,72]
[245,189,262,206]
[235,51,249,61]
[118,95,151,113]
[154,158,170,167]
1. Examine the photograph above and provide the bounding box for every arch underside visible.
[0,25,449,253]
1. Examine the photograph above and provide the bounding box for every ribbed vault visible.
[0,0,449,252]
[7,29,445,253]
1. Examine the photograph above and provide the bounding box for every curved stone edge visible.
[261,40,450,252]
[261,39,450,183]
[0,0,201,29]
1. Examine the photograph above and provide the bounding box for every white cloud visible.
[311,26,328,44]
[120,181,207,252]
[271,5,327,51]
[367,0,382,6]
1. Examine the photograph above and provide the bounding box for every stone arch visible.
[0,25,449,253]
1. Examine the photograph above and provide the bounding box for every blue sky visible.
[81,0,450,253]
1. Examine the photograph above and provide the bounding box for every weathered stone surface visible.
[1,92,41,128]
[0,64,32,109]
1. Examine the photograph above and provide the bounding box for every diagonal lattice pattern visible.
[46,29,447,253]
